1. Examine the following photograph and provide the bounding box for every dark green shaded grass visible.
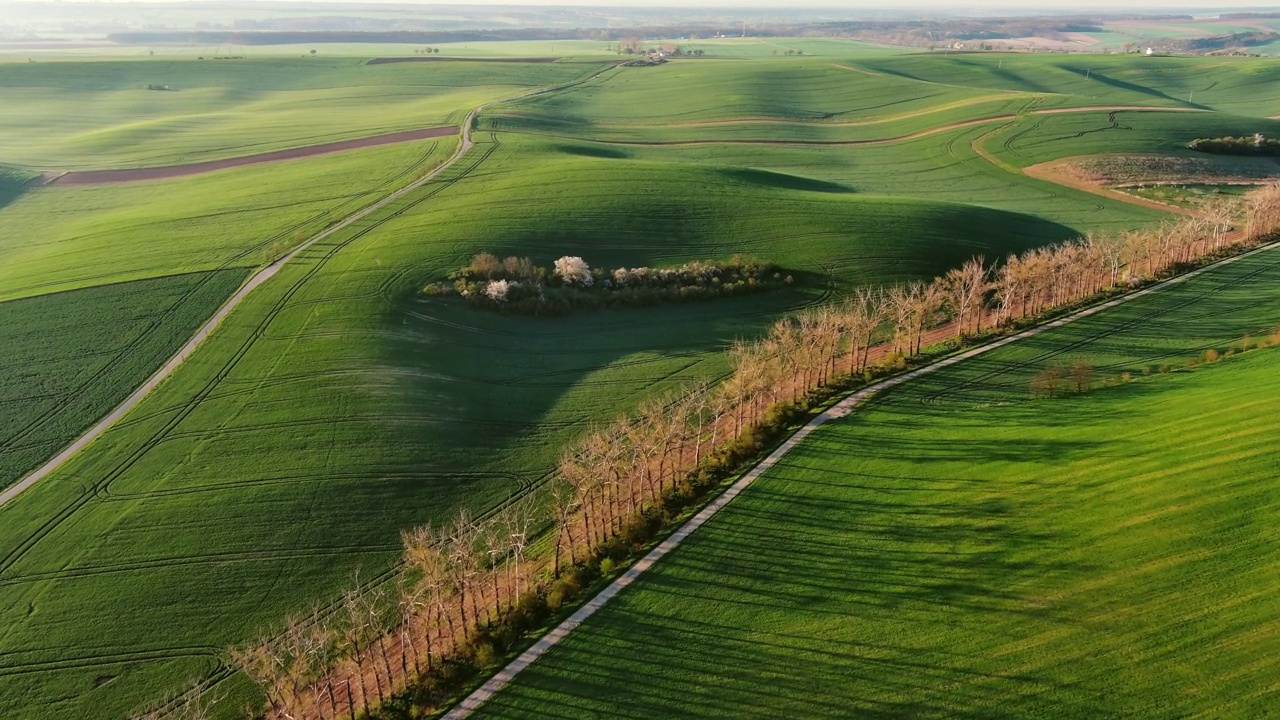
[0,166,28,212]
[0,52,1270,718]
[0,131,1077,718]
[476,248,1280,719]
[0,270,247,491]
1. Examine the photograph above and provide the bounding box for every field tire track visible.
[0,119,489,514]
[443,236,1280,719]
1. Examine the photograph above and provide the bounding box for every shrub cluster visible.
[425,253,788,315]
[1188,134,1280,157]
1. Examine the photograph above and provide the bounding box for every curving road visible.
[443,236,1280,719]
[0,109,482,510]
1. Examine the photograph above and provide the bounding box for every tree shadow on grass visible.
[480,431,1103,718]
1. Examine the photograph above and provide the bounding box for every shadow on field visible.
[553,143,632,160]
[479,427,1106,718]
[0,172,29,213]
[474,249,1280,719]
[1078,70,1195,108]
[719,167,855,194]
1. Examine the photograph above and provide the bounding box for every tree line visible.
[183,184,1280,720]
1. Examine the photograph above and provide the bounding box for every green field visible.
[0,270,247,492]
[476,246,1280,719]
[0,138,457,300]
[2,45,1279,718]
[0,57,595,168]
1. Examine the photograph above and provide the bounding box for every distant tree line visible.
[103,14,1200,50]
[1162,31,1280,53]
[142,184,1280,720]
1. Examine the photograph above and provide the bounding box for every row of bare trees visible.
[206,185,1280,720]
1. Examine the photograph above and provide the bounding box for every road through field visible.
[0,116,477,510]
[444,236,1280,719]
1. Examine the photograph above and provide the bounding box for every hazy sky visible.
[4,0,1279,5]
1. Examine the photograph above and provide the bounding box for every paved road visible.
[444,237,1280,719]
[0,109,480,510]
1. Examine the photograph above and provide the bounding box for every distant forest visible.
[106,14,1196,47]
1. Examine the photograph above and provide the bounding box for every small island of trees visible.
[1188,134,1280,156]
[424,253,789,315]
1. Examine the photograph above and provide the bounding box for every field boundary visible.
[444,236,1280,719]
[0,117,479,510]
[43,126,460,186]
[527,105,1206,147]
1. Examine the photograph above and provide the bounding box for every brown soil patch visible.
[46,125,459,186]
[1024,159,1195,216]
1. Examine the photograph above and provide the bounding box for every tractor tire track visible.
[444,237,1280,719]
[0,120,477,513]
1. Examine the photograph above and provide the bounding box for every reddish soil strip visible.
[46,125,459,186]
[367,56,560,65]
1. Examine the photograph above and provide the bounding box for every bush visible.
[1188,134,1280,156]
[428,254,786,315]
[1030,365,1065,398]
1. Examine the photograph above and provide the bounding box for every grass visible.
[856,53,1280,117]
[0,128,1095,718]
[0,57,599,168]
[0,270,248,492]
[0,48,1276,718]
[473,246,1280,719]
[984,110,1280,168]
[0,137,457,300]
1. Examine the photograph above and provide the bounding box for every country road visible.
[443,236,1280,719]
[0,110,481,510]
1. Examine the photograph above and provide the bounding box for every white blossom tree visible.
[553,256,594,286]
[484,280,516,302]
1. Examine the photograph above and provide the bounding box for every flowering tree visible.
[484,280,516,302]
[554,256,594,286]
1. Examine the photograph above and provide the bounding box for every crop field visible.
[0,125,1075,720]
[0,57,595,168]
[2,45,1279,719]
[0,138,458,300]
[476,245,1280,719]
[0,270,248,491]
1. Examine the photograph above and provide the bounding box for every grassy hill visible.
[475,244,1280,719]
[0,57,599,169]
[0,127,1078,718]
[0,138,457,301]
[0,46,1275,718]
[0,271,248,491]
